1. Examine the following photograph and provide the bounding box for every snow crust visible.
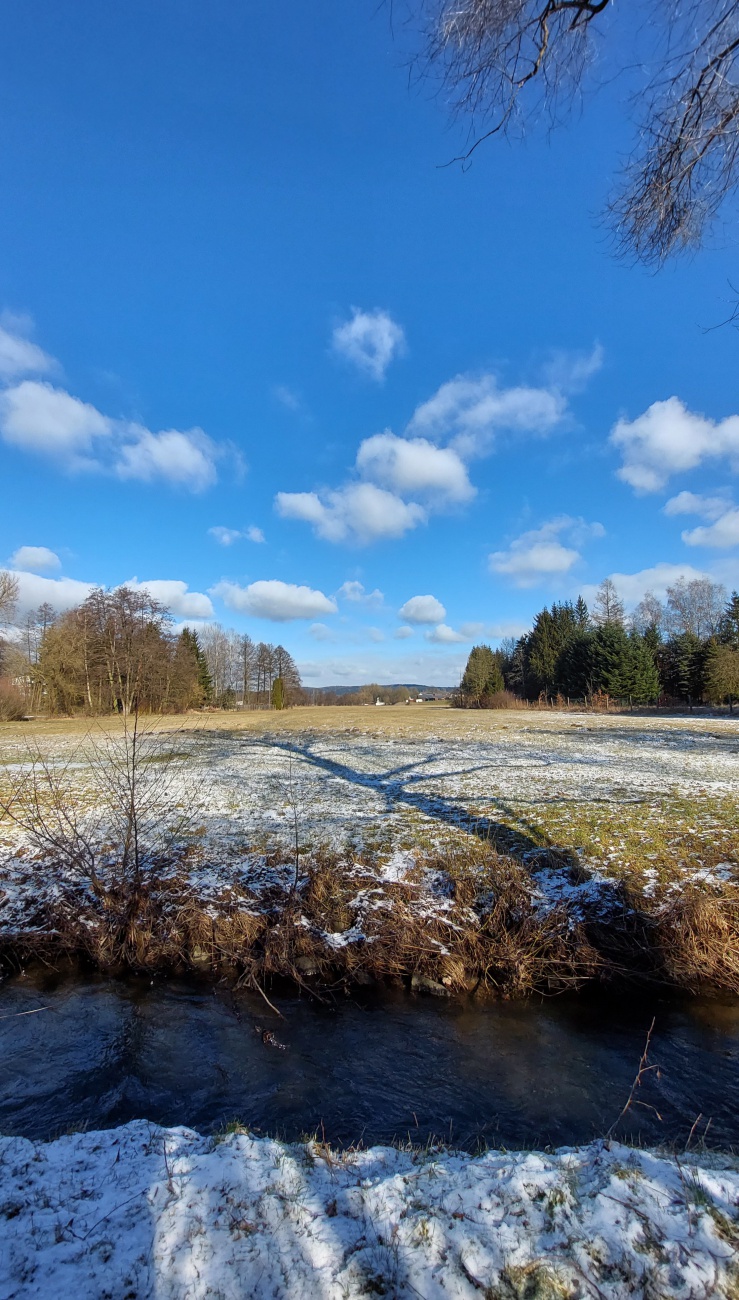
[1,1122,737,1299]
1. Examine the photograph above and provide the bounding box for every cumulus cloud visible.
[115,427,218,492]
[275,358,596,547]
[661,490,739,549]
[611,397,739,493]
[408,373,567,458]
[0,318,224,492]
[424,623,467,644]
[125,579,214,619]
[212,579,337,622]
[398,594,446,624]
[332,308,406,382]
[0,319,54,379]
[308,622,336,642]
[9,570,94,616]
[663,490,731,520]
[209,526,242,546]
[394,626,415,639]
[9,546,61,573]
[683,511,739,548]
[276,484,426,545]
[489,517,603,588]
[581,563,711,608]
[209,525,265,546]
[338,581,384,607]
[0,380,112,463]
[356,432,474,504]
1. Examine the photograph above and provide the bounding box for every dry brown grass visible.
[5,838,739,1000]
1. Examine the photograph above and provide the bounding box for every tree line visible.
[460,578,739,710]
[0,576,303,718]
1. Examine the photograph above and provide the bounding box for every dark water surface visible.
[1,970,738,1149]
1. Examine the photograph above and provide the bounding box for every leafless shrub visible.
[0,714,202,963]
[0,681,26,722]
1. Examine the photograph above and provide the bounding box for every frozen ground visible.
[2,711,738,888]
[1,1121,738,1299]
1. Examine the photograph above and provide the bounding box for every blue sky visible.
[1,1,739,686]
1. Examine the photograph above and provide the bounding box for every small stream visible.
[2,970,738,1150]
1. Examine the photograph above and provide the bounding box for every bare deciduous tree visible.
[665,576,727,638]
[592,577,625,627]
[411,0,739,263]
[0,571,19,625]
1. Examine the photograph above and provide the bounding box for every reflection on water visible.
[1,970,738,1149]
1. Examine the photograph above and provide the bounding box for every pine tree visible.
[574,595,590,629]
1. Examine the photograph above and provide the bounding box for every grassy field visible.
[2,706,739,993]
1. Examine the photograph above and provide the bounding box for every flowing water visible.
[1,970,738,1150]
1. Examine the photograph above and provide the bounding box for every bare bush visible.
[0,715,202,963]
[0,681,25,722]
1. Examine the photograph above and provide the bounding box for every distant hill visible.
[311,684,454,697]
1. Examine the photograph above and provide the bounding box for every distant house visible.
[375,698,386,706]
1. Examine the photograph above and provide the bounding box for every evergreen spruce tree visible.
[180,628,213,703]
[574,595,590,629]
[719,591,739,650]
[592,623,631,698]
[461,645,502,705]
[271,676,286,710]
[626,632,661,703]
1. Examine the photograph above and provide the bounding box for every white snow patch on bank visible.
[0,1122,737,1299]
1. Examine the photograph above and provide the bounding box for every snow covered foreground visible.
[1,1123,738,1299]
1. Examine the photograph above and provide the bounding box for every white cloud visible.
[661,490,739,549]
[9,570,94,616]
[611,397,739,493]
[408,373,567,458]
[424,623,467,644]
[0,319,54,379]
[9,546,61,573]
[0,380,111,462]
[683,511,739,549]
[368,627,385,643]
[309,622,335,641]
[209,525,266,546]
[273,385,302,412]
[541,344,604,393]
[459,620,529,639]
[212,578,337,621]
[398,594,446,624]
[394,626,415,639]
[356,432,474,503]
[276,484,426,545]
[581,562,711,608]
[116,427,217,492]
[663,490,731,521]
[338,581,384,607]
[125,578,214,619]
[0,379,222,492]
[209,526,242,546]
[332,308,406,382]
[489,516,602,588]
